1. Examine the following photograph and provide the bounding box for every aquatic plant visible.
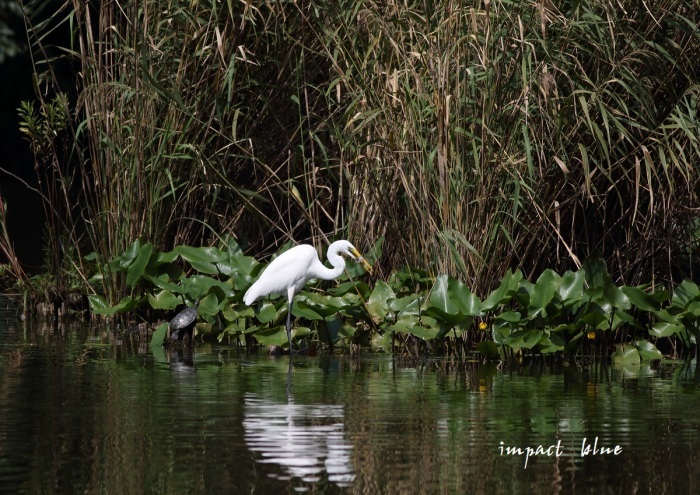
[12,0,699,316]
[91,239,700,361]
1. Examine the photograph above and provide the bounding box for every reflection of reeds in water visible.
[243,394,355,486]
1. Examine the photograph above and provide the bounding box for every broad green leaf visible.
[407,324,442,340]
[603,279,631,310]
[491,322,512,346]
[119,239,142,268]
[461,291,482,316]
[609,309,636,330]
[558,269,585,303]
[187,260,220,275]
[151,249,180,265]
[143,273,186,293]
[322,316,342,345]
[634,339,663,361]
[224,235,243,256]
[371,331,392,352]
[199,293,224,316]
[193,322,214,337]
[149,322,169,351]
[388,294,421,313]
[228,255,260,289]
[613,344,641,365]
[423,306,467,326]
[388,316,441,340]
[292,300,325,321]
[147,290,180,310]
[481,269,523,311]
[530,269,560,314]
[292,326,312,340]
[512,280,534,308]
[387,316,419,335]
[650,321,684,338]
[222,319,245,336]
[579,312,609,329]
[87,294,109,312]
[622,286,663,312]
[89,295,139,315]
[243,324,260,335]
[84,251,99,262]
[255,300,279,324]
[224,304,254,320]
[672,279,700,308]
[182,275,234,298]
[495,311,521,323]
[687,301,700,318]
[429,274,458,315]
[300,292,348,315]
[538,332,565,353]
[338,321,357,339]
[367,280,395,321]
[345,257,372,278]
[583,255,608,289]
[329,280,372,299]
[390,266,432,291]
[505,328,544,349]
[211,261,236,277]
[652,307,682,324]
[126,242,153,286]
[549,323,575,333]
[576,300,608,328]
[426,273,482,317]
[176,245,228,263]
[253,326,290,347]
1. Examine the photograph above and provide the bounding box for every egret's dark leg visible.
[286,299,293,355]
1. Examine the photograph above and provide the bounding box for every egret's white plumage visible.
[244,240,371,352]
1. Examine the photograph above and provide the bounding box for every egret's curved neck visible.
[310,243,347,280]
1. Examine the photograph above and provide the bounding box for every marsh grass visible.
[322,0,700,291]
[14,0,700,308]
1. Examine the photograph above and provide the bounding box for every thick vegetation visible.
[92,238,700,361]
[2,0,699,358]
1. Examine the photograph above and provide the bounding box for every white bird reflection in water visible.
[243,393,355,486]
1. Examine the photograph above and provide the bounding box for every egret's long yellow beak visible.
[350,248,373,274]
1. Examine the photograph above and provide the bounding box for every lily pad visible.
[613,344,641,366]
[634,339,663,361]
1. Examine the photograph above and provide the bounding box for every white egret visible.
[244,240,372,353]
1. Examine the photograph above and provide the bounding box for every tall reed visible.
[321,0,700,291]
[21,0,351,304]
[17,0,700,305]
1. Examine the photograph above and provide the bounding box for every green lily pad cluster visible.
[88,237,257,318]
[360,258,700,361]
[477,257,700,362]
[87,237,375,347]
[88,239,700,360]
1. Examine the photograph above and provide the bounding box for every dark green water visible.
[1,321,699,494]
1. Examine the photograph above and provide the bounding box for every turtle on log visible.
[169,299,199,342]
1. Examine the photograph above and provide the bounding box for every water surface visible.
[1,322,699,494]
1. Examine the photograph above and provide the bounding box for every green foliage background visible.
[11,0,700,312]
